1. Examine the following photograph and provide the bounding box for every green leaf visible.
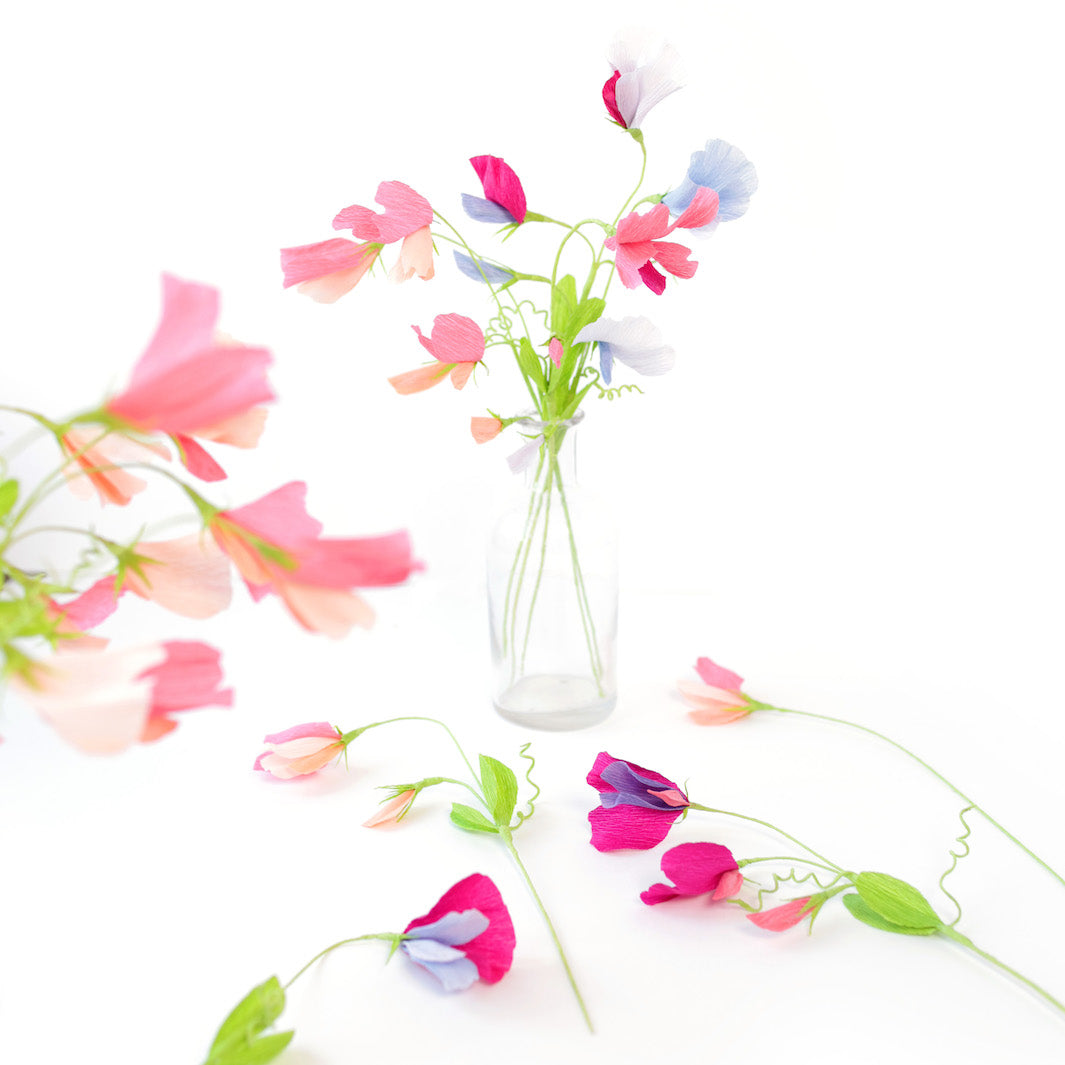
[207,977,286,1062]
[852,872,942,932]
[550,274,578,338]
[515,337,546,391]
[568,297,605,341]
[842,894,939,937]
[479,754,518,826]
[206,1031,295,1065]
[0,479,18,521]
[449,802,498,834]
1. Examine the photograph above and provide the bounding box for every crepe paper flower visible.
[678,655,754,725]
[747,896,820,932]
[548,338,563,368]
[105,275,274,478]
[210,481,417,637]
[462,155,527,225]
[333,181,435,283]
[254,721,347,780]
[587,751,690,851]
[121,534,233,619]
[602,31,684,131]
[470,416,503,443]
[663,139,759,228]
[364,788,417,827]
[391,314,486,394]
[640,842,744,905]
[402,873,515,991]
[281,237,383,303]
[574,317,674,386]
[60,429,170,506]
[13,640,231,754]
[605,187,719,293]
[48,577,122,651]
[453,251,514,285]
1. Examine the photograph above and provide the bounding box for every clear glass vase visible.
[487,411,617,730]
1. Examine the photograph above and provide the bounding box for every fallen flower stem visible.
[283,933,402,991]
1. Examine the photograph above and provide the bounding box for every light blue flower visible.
[453,251,514,285]
[662,139,758,227]
[575,317,675,386]
[401,908,489,992]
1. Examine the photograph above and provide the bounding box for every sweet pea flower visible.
[280,237,382,303]
[333,181,435,283]
[678,655,753,725]
[663,139,759,229]
[106,275,274,481]
[574,316,674,385]
[587,751,690,851]
[605,187,719,294]
[254,721,347,780]
[747,896,819,932]
[470,416,503,443]
[48,576,122,651]
[389,314,486,395]
[462,155,527,225]
[641,842,745,905]
[122,534,233,619]
[602,30,684,131]
[210,481,417,637]
[402,874,515,991]
[453,251,514,286]
[364,788,417,827]
[12,640,232,754]
[60,429,170,506]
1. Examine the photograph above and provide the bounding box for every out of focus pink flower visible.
[254,721,346,780]
[12,640,232,753]
[678,655,752,725]
[364,788,417,826]
[123,534,232,619]
[470,416,503,443]
[390,314,486,394]
[209,481,418,636]
[747,896,817,932]
[60,429,170,506]
[333,181,435,283]
[105,275,274,481]
[47,577,122,651]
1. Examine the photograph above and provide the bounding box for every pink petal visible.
[129,275,218,389]
[713,868,745,900]
[747,897,813,932]
[195,407,269,449]
[615,203,672,244]
[277,583,376,636]
[588,804,682,852]
[649,240,697,279]
[677,678,748,714]
[389,226,435,282]
[602,70,626,127]
[548,337,563,367]
[281,238,379,289]
[412,314,485,364]
[670,186,719,230]
[336,181,433,243]
[261,721,342,746]
[140,640,233,716]
[449,362,475,389]
[53,577,122,632]
[288,530,416,588]
[222,482,323,550]
[694,656,745,691]
[659,842,739,896]
[638,261,668,294]
[125,534,232,619]
[174,434,227,481]
[388,363,451,394]
[61,431,168,507]
[364,788,416,827]
[470,155,527,224]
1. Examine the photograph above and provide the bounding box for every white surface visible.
[2,1,1064,1063]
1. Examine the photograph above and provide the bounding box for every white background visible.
[1,1,1063,1062]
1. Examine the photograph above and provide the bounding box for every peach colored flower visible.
[122,534,232,619]
[254,721,346,779]
[364,788,417,827]
[470,416,503,443]
[47,577,121,651]
[678,655,752,725]
[281,237,382,303]
[60,429,170,507]
[390,314,485,395]
[747,896,817,932]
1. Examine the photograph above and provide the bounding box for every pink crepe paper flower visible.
[463,155,527,225]
[254,721,347,780]
[390,314,486,394]
[123,534,233,619]
[678,655,753,725]
[641,842,744,905]
[13,640,232,754]
[60,429,170,506]
[364,788,417,827]
[281,237,382,303]
[548,337,563,368]
[470,416,503,443]
[105,275,274,481]
[47,576,122,651]
[333,181,435,283]
[210,481,418,637]
[747,896,819,932]
[402,873,515,991]
[605,187,719,294]
[602,31,684,131]
[587,751,690,852]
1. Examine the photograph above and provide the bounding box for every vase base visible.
[493,673,616,731]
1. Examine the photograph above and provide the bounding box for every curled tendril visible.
[580,367,644,402]
[488,301,550,343]
[939,804,976,926]
[739,867,849,916]
[511,742,540,829]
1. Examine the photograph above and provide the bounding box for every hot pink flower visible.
[462,155,527,225]
[254,721,346,780]
[60,429,170,506]
[281,237,382,303]
[105,275,274,480]
[587,751,690,852]
[605,187,719,294]
[209,481,418,636]
[641,842,744,905]
[678,655,753,725]
[333,181,435,283]
[390,314,486,394]
[13,640,232,754]
[747,896,818,932]
[364,788,417,827]
[470,416,503,443]
[402,873,515,991]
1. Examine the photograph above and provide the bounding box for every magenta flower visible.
[678,655,753,725]
[333,180,435,282]
[605,187,719,294]
[254,721,346,780]
[462,155,527,224]
[402,874,515,991]
[390,314,486,394]
[602,31,684,131]
[641,842,744,905]
[587,751,689,851]
[747,896,819,932]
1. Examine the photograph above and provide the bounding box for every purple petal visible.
[401,946,479,992]
[405,909,489,947]
[453,251,513,285]
[461,194,516,225]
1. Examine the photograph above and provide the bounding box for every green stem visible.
[518,456,554,675]
[283,933,402,991]
[341,717,481,789]
[765,705,1065,891]
[939,925,1065,1017]
[739,855,842,876]
[499,828,593,1033]
[501,447,547,658]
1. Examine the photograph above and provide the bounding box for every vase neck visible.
[517,414,582,488]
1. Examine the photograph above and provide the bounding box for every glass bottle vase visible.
[487,412,617,730]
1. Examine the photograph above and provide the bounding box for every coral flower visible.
[679,655,753,725]
[12,640,232,754]
[663,139,759,228]
[587,751,690,851]
[602,31,684,131]
[364,788,417,827]
[470,416,503,443]
[641,842,745,905]
[281,237,382,303]
[605,187,719,294]
[105,275,274,481]
[48,576,122,651]
[462,155,527,224]
[254,721,346,780]
[402,874,515,991]
[333,180,435,283]
[210,481,417,636]
[574,316,674,385]
[60,429,170,506]
[390,314,486,395]
[747,896,819,932]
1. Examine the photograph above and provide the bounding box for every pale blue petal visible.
[405,909,489,947]
[661,177,698,214]
[664,139,758,224]
[599,342,615,385]
[507,437,542,474]
[408,955,479,992]
[461,194,516,224]
[453,251,513,285]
